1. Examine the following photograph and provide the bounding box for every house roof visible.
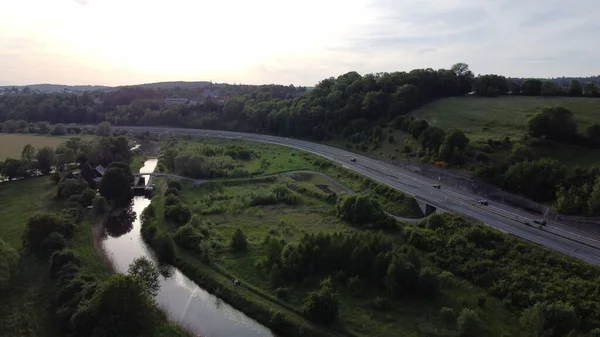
[95,165,105,176]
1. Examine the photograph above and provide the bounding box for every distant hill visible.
[0,84,113,93]
[1,81,311,93]
[122,81,212,89]
[508,76,600,87]
[0,81,215,93]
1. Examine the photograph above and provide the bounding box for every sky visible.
[1,0,599,86]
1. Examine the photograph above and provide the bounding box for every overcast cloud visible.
[0,0,599,86]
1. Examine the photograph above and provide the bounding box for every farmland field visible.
[0,133,93,161]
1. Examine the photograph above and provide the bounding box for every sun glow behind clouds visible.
[0,0,370,85]
[1,0,600,86]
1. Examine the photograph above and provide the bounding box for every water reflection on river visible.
[99,159,274,337]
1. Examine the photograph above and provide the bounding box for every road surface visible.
[119,126,600,265]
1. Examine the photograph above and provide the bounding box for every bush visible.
[439,307,455,325]
[50,249,80,278]
[70,275,155,337]
[426,213,446,230]
[275,287,289,300]
[347,276,362,296]
[164,203,192,225]
[477,295,486,308]
[155,234,176,264]
[269,310,289,332]
[167,180,182,191]
[165,187,179,197]
[231,228,248,251]
[40,232,67,255]
[175,224,202,250]
[80,188,97,206]
[92,195,109,214]
[0,239,19,289]
[23,212,75,252]
[50,171,61,184]
[164,194,181,207]
[417,267,440,297]
[457,308,481,337]
[57,178,88,200]
[371,297,392,311]
[303,285,339,325]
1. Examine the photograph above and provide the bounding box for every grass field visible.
[0,133,95,161]
[163,136,423,217]
[411,96,600,142]
[326,96,600,172]
[160,177,520,337]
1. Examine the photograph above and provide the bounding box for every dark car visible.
[478,200,489,206]
[432,184,441,189]
[350,158,357,162]
[533,219,547,226]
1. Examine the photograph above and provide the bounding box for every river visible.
[99,158,274,337]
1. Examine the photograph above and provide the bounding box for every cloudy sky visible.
[1,0,599,86]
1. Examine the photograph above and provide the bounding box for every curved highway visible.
[118,126,600,265]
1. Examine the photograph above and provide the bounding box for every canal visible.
[99,158,274,337]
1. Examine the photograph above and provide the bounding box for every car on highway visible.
[533,219,547,226]
[350,158,357,162]
[478,200,489,206]
[432,184,441,189]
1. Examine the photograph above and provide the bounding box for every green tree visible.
[22,212,74,253]
[568,80,583,96]
[303,283,339,324]
[451,62,474,94]
[55,146,76,171]
[269,263,283,289]
[35,146,55,174]
[504,159,566,201]
[128,256,160,298]
[0,239,19,289]
[70,275,155,337]
[584,82,599,97]
[521,79,543,96]
[444,129,469,150]
[49,249,79,277]
[164,203,191,225]
[541,81,557,96]
[509,143,533,163]
[419,126,446,153]
[457,308,481,337]
[527,106,577,142]
[21,144,36,164]
[231,228,248,251]
[50,124,67,135]
[57,178,88,199]
[92,195,109,214]
[96,121,112,137]
[99,161,134,208]
[1,159,25,180]
[586,123,600,146]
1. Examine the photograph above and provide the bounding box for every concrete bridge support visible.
[416,199,437,217]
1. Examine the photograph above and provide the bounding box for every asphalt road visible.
[118,126,600,265]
